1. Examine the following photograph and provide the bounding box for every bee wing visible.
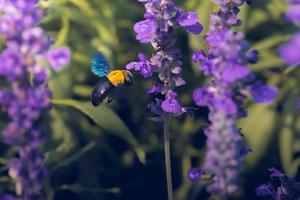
[91,52,112,77]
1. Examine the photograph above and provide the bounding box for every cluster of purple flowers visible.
[279,0,300,67]
[256,168,300,200]
[192,0,278,198]
[0,0,70,199]
[126,0,202,118]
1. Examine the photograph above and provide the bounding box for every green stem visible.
[164,113,174,200]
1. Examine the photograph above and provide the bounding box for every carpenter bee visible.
[90,52,134,106]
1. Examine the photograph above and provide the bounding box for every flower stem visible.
[164,113,174,200]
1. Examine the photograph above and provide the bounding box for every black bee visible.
[90,52,134,106]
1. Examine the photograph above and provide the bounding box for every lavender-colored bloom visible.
[249,82,279,104]
[126,0,202,117]
[256,168,300,200]
[0,0,70,199]
[280,1,300,67]
[279,32,300,66]
[188,168,202,182]
[46,47,71,71]
[125,53,153,78]
[192,0,277,198]
[161,91,182,114]
[134,19,157,43]
[286,5,300,24]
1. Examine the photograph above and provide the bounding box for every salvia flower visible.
[256,168,300,200]
[0,0,71,199]
[279,0,300,66]
[126,0,202,119]
[286,0,300,25]
[192,0,278,198]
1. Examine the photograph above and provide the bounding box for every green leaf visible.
[51,99,146,163]
[51,141,97,172]
[238,104,278,167]
[72,85,92,97]
[45,108,76,166]
[54,16,70,46]
[279,94,298,176]
[279,126,294,176]
[252,34,290,51]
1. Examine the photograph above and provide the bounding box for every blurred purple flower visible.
[280,1,300,67]
[256,168,300,199]
[192,0,277,198]
[0,0,71,199]
[188,168,202,182]
[46,47,71,71]
[286,5,300,24]
[249,82,279,104]
[279,32,300,66]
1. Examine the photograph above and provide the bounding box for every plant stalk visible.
[164,113,174,200]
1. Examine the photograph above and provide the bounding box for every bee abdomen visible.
[91,78,114,106]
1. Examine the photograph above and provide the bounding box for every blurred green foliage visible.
[1,0,300,199]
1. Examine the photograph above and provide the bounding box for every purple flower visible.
[279,32,300,66]
[126,53,153,78]
[192,50,206,63]
[256,184,276,197]
[256,168,300,199]
[192,0,277,198]
[286,5,300,24]
[188,168,202,182]
[0,0,71,198]
[46,47,71,71]
[134,19,157,43]
[127,0,203,116]
[280,1,300,66]
[249,82,279,104]
[146,82,163,94]
[161,91,182,114]
[176,12,203,34]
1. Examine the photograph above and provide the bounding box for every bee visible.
[90,52,134,107]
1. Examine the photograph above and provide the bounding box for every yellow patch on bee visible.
[107,70,125,86]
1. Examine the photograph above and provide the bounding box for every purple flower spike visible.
[47,47,71,71]
[192,0,277,198]
[0,0,71,199]
[127,0,203,117]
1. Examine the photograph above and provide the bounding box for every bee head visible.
[124,70,135,86]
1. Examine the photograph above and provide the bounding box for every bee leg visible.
[107,96,114,104]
